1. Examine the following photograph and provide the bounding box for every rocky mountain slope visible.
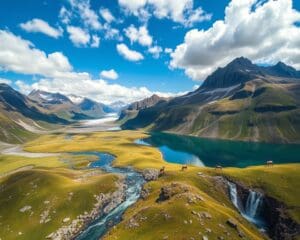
[28,90,113,121]
[119,94,168,123]
[0,84,67,143]
[122,57,300,143]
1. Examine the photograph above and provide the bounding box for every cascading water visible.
[245,190,263,219]
[228,181,239,209]
[227,181,266,231]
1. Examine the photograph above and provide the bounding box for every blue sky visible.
[0,0,299,103]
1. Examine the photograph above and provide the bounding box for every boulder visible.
[142,168,159,181]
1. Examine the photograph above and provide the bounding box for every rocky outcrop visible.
[141,168,159,181]
[262,196,300,240]
[46,180,126,240]
[230,180,300,240]
[127,95,167,111]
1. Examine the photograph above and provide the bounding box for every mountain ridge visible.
[122,57,300,143]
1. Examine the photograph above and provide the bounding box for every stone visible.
[202,236,208,240]
[19,206,32,213]
[127,218,139,229]
[238,229,245,238]
[201,212,212,219]
[142,169,159,181]
[63,217,70,223]
[226,219,238,229]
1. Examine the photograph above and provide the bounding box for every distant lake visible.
[136,132,300,168]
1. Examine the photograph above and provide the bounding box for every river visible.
[76,152,144,240]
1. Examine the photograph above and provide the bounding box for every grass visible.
[24,131,178,170]
[214,164,300,223]
[103,168,266,240]
[0,154,98,176]
[0,167,119,240]
[1,130,299,239]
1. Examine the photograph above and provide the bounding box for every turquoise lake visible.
[137,132,300,168]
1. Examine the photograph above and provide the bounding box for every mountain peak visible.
[201,57,260,89]
[229,57,253,67]
[265,61,300,78]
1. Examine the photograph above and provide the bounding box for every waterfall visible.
[245,190,263,219]
[228,181,239,209]
[227,181,266,230]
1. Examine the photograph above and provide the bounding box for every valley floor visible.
[0,130,299,240]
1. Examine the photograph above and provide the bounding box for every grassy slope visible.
[0,111,37,144]
[123,81,300,144]
[104,168,266,240]
[25,131,300,239]
[0,168,118,240]
[2,131,298,239]
[215,164,300,223]
[0,154,98,176]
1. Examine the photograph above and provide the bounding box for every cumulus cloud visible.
[0,30,82,79]
[100,8,116,23]
[116,43,144,61]
[164,48,173,54]
[0,29,182,104]
[104,27,123,41]
[100,69,119,80]
[170,0,300,80]
[67,26,90,47]
[16,77,183,104]
[59,6,72,24]
[70,0,102,30]
[91,35,100,48]
[148,46,162,58]
[20,18,63,38]
[118,0,211,26]
[124,25,152,46]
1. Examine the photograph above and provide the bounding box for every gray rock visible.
[142,168,159,181]
[226,218,238,229]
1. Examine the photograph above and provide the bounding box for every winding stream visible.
[76,152,145,240]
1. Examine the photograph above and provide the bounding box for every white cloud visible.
[91,35,100,48]
[148,46,162,58]
[16,78,182,104]
[100,8,115,23]
[164,48,173,54]
[0,30,81,78]
[104,27,123,41]
[67,26,90,47]
[116,43,144,61]
[0,29,182,104]
[0,78,12,85]
[20,18,63,38]
[170,0,300,80]
[100,69,119,80]
[70,0,102,30]
[124,25,153,46]
[118,0,211,26]
[59,6,72,24]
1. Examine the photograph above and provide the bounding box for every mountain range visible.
[28,90,114,121]
[122,57,300,143]
[0,86,116,143]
